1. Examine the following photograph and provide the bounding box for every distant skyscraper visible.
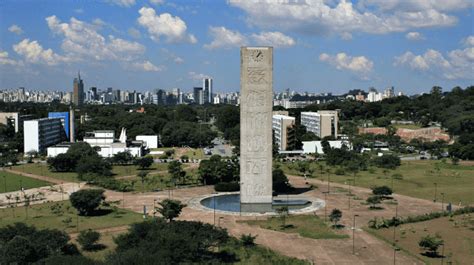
[193,87,203,105]
[73,72,84,106]
[203,78,213,104]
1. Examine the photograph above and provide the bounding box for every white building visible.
[24,118,63,154]
[302,140,351,154]
[272,114,295,151]
[135,135,158,149]
[47,129,144,158]
[300,110,339,139]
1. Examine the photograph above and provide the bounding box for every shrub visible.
[69,189,105,216]
[419,234,443,256]
[240,234,257,246]
[134,156,154,169]
[214,182,240,192]
[334,168,345,175]
[366,196,382,209]
[77,229,101,251]
[156,199,186,222]
[329,209,342,227]
[372,186,393,198]
[372,154,401,169]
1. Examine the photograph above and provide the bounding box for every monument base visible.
[240,203,274,213]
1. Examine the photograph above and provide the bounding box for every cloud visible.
[188,71,210,80]
[0,51,20,66]
[74,8,84,14]
[340,32,353,40]
[394,37,474,80]
[160,48,184,64]
[46,15,145,62]
[137,7,197,44]
[150,0,164,5]
[358,0,473,12]
[319,52,374,80]
[130,60,164,72]
[405,31,424,41]
[128,27,142,39]
[251,31,296,48]
[13,39,66,65]
[8,24,23,35]
[204,26,247,49]
[463,36,474,47]
[229,0,464,36]
[105,0,136,7]
[174,57,184,64]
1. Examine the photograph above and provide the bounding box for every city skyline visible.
[1,0,473,94]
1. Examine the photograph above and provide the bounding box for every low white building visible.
[135,135,158,149]
[47,129,144,158]
[302,140,351,155]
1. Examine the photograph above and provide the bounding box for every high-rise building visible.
[203,78,213,104]
[48,112,71,141]
[73,72,84,106]
[272,114,296,151]
[193,87,203,105]
[24,118,63,153]
[301,110,339,139]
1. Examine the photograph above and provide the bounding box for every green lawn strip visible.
[0,171,51,192]
[12,163,79,182]
[121,168,201,192]
[0,201,143,233]
[241,215,348,240]
[281,160,474,205]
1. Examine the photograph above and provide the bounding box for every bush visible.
[240,234,257,246]
[273,168,292,193]
[135,156,154,169]
[69,189,105,216]
[156,199,186,222]
[372,186,393,198]
[93,178,134,192]
[77,229,101,251]
[419,234,443,256]
[214,182,240,192]
[366,196,382,209]
[372,154,401,169]
[334,168,345,175]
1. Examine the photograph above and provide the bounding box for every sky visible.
[0,0,473,95]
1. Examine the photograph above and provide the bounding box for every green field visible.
[280,160,474,205]
[367,214,474,264]
[241,215,348,240]
[0,201,143,233]
[0,171,51,193]
[12,163,79,182]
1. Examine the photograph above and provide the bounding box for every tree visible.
[47,153,76,172]
[329,209,342,227]
[137,171,148,192]
[366,196,382,209]
[372,154,401,169]
[76,155,112,180]
[168,160,185,184]
[69,189,105,216]
[135,156,153,170]
[418,234,444,256]
[156,199,186,222]
[272,168,292,193]
[113,151,134,165]
[372,186,393,198]
[240,234,257,247]
[276,206,289,228]
[77,229,101,251]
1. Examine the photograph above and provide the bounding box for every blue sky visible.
[0,0,473,94]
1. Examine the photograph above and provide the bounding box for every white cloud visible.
[0,51,20,66]
[13,39,65,65]
[46,15,145,62]
[204,26,247,49]
[130,60,164,72]
[405,31,424,41]
[251,31,296,48]
[358,0,473,12]
[463,35,474,47]
[319,52,374,80]
[174,56,184,64]
[340,32,353,40]
[137,7,197,44]
[229,0,463,36]
[188,71,210,80]
[105,0,136,7]
[394,38,474,80]
[74,8,84,14]
[8,25,23,35]
[128,27,142,39]
[160,48,185,64]
[150,0,164,5]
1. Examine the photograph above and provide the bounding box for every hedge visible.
[214,182,240,192]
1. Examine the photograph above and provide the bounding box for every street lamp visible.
[352,214,359,255]
[433,182,438,202]
[213,192,217,226]
[323,191,329,222]
[327,171,330,193]
[441,193,445,212]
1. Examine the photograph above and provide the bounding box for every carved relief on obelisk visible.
[240,47,273,204]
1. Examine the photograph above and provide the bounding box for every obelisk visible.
[240,47,273,211]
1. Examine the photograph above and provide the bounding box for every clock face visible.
[250,50,264,62]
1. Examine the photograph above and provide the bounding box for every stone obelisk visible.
[240,47,273,210]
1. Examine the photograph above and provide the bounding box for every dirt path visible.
[5,168,67,185]
[69,225,129,239]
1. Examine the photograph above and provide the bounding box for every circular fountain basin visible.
[200,193,312,213]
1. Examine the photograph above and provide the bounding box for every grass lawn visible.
[12,163,79,182]
[241,215,348,240]
[79,230,309,264]
[0,201,143,233]
[112,163,169,177]
[176,147,206,160]
[0,171,51,192]
[367,213,474,264]
[280,160,474,205]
